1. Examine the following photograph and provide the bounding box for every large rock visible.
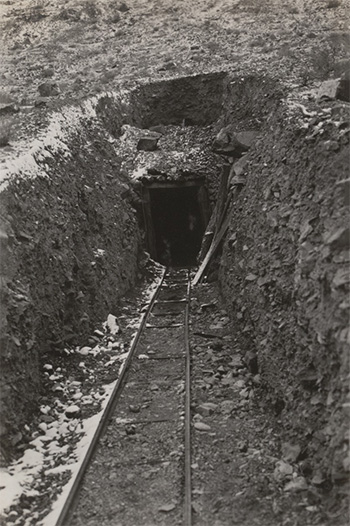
[0,103,19,116]
[137,133,161,152]
[316,76,350,102]
[38,82,60,97]
[337,72,350,102]
[213,128,259,157]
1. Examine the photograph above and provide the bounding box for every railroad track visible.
[58,268,194,526]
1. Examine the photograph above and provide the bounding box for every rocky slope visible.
[219,87,349,517]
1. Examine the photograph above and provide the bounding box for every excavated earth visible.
[0,0,349,525]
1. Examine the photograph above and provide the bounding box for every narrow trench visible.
[1,72,267,526]
[3,71,347,526]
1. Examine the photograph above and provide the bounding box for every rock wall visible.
[130,72,227,128]
[219,97,349,491]
[0,95,141,447]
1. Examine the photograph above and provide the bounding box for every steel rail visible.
[54,267,167,526]
[184,270,192,526]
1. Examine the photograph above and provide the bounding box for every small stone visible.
[324,226,349,250]
[230,155,248,178]
[274,460,293,478]
[42,67,55,78]
[311,472,325,485]
[332,268,350,288]
[40,415,54,423]
[252,374,261,385]
[117,2,129,12]
[194,422,211,432]
[7,511,19,522]
[38,422,47,433]
[65,405,80,418]
[158,503,176,512]
[284,476,308,492]
[229,355,244,368]
[129,405,140,413]
[243,350,258,374]
[239,388,250,399]
[34,98,47,108]
[245,273,258,281]
[77,346,91,356]
[282,442,301,463]
[0,103,19,116]
[196,403,218,416]
[323,139,339,152]
[125,424,136,435]
[38,82,60,97]
[159,61,176,71]
[237,440,248,452]
[220,400,236,414]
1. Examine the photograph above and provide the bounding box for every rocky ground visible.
[0,0,349,132]
[0,259,165,525]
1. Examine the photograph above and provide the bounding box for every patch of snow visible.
[131,166,147,180]
[0,265,165,526]
[0,91,130,192]
[0,267,165,525]
[103,314,120,335]
[93,248,106,258]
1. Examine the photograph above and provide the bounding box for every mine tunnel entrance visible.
[142,181,210,267]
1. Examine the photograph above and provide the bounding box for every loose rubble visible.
[0,261,164,526]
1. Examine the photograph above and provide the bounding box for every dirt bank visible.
[0,94,142,450]
[219,92,349,510]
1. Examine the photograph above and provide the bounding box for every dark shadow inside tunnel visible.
[142,182,210,267]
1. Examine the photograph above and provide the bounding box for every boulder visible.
[213,128,259,157]
[316,76,350,102]
[230,154,248,178]
[65,405,80,418]
[235,131,260,148]
[0,103,19,116]
[243,350,258,374]
[137,134,161,152]
[34,98,48,108]
[117,2,129,12]
[337,72,350,102]
[38,82,60,97]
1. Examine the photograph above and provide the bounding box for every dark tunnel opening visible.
[144,184,209,267]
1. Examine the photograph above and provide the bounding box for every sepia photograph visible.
[0,1,349,525]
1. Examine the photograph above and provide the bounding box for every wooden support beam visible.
[192,213,230,286]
